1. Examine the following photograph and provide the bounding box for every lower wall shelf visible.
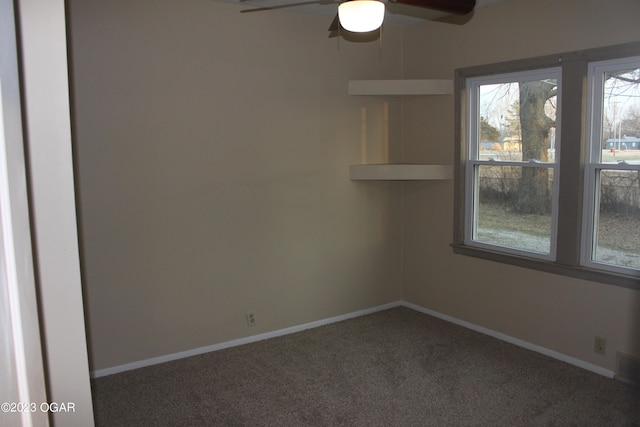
[350,164,453,181]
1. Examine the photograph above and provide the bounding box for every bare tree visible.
[621,106,640,137]
[513,70,639,214]
[515,80,556,214]
[480,116,500,142]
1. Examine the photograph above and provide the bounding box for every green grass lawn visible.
[477,202,640,268]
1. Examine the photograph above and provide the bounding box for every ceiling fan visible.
[335,0,475,35]
[240,0,476,36]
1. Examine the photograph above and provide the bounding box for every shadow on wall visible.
[359,104,390,164]
[617,288,640,386]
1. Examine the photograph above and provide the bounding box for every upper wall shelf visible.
[348,79,453,96]
[347,79,453,181]
[350,164,453,181]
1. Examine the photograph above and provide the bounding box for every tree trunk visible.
[516,81,554,214]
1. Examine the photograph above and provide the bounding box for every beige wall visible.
[70,0,640,375]
[401,0,640,372]
[68,0,404,371]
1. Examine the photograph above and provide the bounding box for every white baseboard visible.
[90,301,402,378]
[91,299,614,380]
[400,301,615,379]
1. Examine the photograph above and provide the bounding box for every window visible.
[454,42,640,288]
[583,57,640,275]
[465,69,561,260]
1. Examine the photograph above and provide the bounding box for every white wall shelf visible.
[350,164,453,181]
[348,79,453,96]
[348,79,453,181]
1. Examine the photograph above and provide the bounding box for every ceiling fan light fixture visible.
[338,0,385,33]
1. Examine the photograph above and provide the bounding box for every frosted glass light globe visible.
[338,0,385,33]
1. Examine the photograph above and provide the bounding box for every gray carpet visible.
[91,307,640,426]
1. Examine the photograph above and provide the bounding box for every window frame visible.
[453,41,640,290]
[581,55,640,276]
[464,68,562,261]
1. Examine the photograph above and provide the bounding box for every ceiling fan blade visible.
[390,0,475,15]
[240,0,334,13]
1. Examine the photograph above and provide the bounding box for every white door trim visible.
[0,0,49,425]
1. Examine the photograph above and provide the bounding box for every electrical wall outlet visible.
[594,336,606,355]
[246,311,256,327]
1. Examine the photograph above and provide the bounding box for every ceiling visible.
[233,0,509,28]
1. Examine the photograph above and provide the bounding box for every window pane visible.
[592,169,640,269]
[599,66,640,163]
[477,79,557,163]
[475,165,554,254]
[587,59,640,274]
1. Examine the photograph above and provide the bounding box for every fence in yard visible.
[478,168,640,212]
[599,170,640,213]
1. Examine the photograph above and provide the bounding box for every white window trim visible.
[463,68,562,261]
[581,56,640,276]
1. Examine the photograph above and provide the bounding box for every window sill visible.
[451,243,640,290]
